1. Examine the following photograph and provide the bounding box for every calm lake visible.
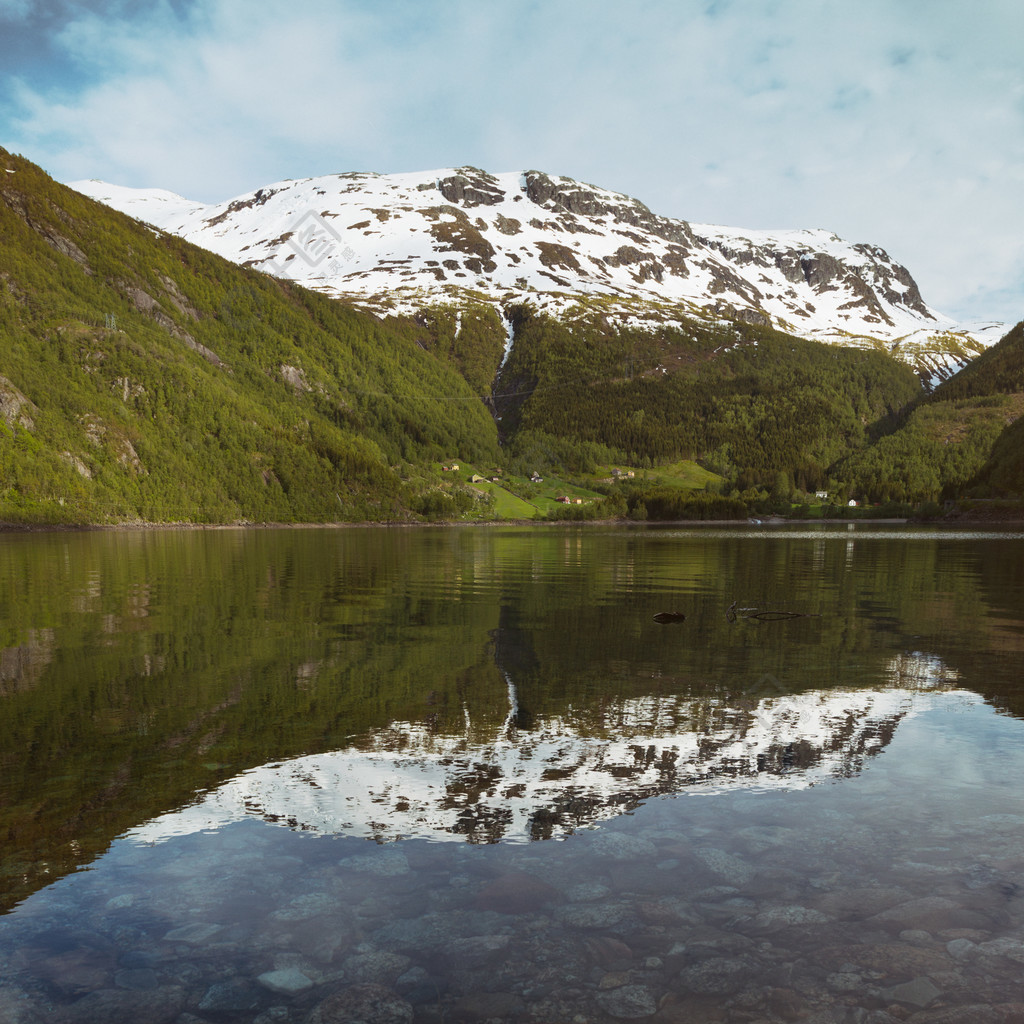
[1,523,1023,1023]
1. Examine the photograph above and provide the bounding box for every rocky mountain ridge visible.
[72,167,1004,385]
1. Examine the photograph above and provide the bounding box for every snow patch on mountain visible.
[71,167,1003,379]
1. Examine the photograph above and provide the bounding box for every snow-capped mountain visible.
[71,167,1003,381]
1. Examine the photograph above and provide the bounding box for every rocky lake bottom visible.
[3,707,1024,1024]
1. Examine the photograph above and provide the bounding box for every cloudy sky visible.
[2,0,1021,324]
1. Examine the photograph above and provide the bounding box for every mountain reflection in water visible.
[2,526,1024,1022]
[128,652,959,845]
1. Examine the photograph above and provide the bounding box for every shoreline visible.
[3,514,1023,534]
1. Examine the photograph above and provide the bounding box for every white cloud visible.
[0,0,34,21]
[3,0,1023,323]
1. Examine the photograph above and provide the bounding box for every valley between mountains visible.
[1,148,1021,526]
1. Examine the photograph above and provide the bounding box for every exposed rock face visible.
[180,336,223,366]
[79,415,145,474]
[437,168,505,208]
[1,187,93,273]
[280,364,310,392]
[158,274,200,319]
[0,375,36,431]
[115,279,224,366]
[60,451,92,478]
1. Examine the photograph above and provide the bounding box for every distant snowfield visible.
[71,168,1005,382]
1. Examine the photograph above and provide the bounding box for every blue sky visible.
[2,0,1022,325]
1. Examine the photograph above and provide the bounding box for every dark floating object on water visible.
[727,600,818,624]
[746,610,817,621]
[653,611,687,624]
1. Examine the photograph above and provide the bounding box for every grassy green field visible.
[471,480,540,519]
[438,458,720,521]
[436,463,608,520]
[640,459,721,489]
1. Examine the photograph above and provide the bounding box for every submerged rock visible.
[675,956,757,995]
[595,983,658,1019]
[451,991,526,1020]
[343,850,410,877]
[565,882,612,903]
[257,967,315,995]
[753,904,831,929]
[874,895,989,932]
[637,897,700,927]
[374,910,506,952]
[305,983,413,1024]
[977,936,1024,964]
[340,950,412,985]
[198,978,262,1013]
[584,935,635,969]
[50,986,186,1024]
[395,965,442,1005]
[270,893,339,921]
[474,871,561,914]
[112,967,159,991]
[0,987,44,1024]
[591,833,658,861]
[554,902,628,929]
[946,937,978,961]
[161,922,223,944]
[447,934,512,967]
[694,847,755,885]
[881,974,942,1008]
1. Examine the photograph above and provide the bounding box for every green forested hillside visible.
[927,320,1024,403]
[494,304,922,495]
[968,413,1024,498]
[407,301,508,397]
[839,321,1024,504]
[839,393,1023,503]
[0,148,498,523]
[939,321,1024,500]
[961,326,1024,497]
